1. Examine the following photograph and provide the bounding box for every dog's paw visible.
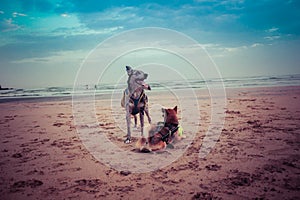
[124,138,132,144]
[140,147,152,153]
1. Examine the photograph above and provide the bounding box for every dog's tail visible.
[121,91,125,108]
[135,137,152,153]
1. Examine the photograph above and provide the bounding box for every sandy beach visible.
[0,85,299,199]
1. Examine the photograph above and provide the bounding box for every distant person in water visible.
[0,85,12,90]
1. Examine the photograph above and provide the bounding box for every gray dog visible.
[121,66,151,143]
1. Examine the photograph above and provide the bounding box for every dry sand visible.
[0,86,299,199]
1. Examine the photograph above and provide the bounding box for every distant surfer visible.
[0,85,12,90]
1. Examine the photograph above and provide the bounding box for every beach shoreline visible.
[1,84,300,104]
[1,73,300,103]
[0,85,299,199]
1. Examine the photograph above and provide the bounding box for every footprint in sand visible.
[26,169,45,175]
[64,179,108,194]
[12,153,22,158]
[222,171,252,189]
[192,192,220,200]
[113,185,134,192]
[51,139,73,148]
[74,179,105,187]
[205,164,221,171]
[120,170,131,176]
[10,179,43,193]
[263,164,285,173]
[53,122,65,127]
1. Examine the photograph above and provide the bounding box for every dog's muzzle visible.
[143,83,151,90]
[136,79,151,90]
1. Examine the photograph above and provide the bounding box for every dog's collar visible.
[129,90,145,115]
[130,89,144,101]
[159,123,179,144]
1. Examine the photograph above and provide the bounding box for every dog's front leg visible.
[139,111,145,137]
[134,115,137,128]
[125,103,131,143]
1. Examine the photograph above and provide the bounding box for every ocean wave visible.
[1,74,300,100]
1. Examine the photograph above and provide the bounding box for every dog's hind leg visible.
[144,106,151,124]
[139,111,145,137]
[144,95,151,124]
[125,104,132,143]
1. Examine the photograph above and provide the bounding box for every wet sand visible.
[0,86,299,199]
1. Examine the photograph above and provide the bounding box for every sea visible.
[1,74,300,102]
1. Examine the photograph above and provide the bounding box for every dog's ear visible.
[126,66,133,75]
[162,108,167,116]
[173,106,177,113]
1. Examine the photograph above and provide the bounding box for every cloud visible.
[52,25,124,37]
[264,36,281,41]
[204,42,265,58]
[11,49,86,64]
[77,6,143,30]
[65,0,191,13]
[251,43,263,48]
[60,13,70,17]
[266,27,279,33]
[74,2,244,39]
[1,0,298,58]
[0,18,20,32]
[0,33,106,64]
[224,45,247,52]
[0,0,299,88]
[20,0,55,13]
[12,12,27,17]
[2,0,299,46]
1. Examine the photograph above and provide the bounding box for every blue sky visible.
[0,0,299,88]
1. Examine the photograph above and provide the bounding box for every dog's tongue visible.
[143,83,151,90]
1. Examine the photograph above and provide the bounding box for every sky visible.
[0,0,299,88]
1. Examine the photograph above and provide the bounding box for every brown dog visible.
[136,106,185,152]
